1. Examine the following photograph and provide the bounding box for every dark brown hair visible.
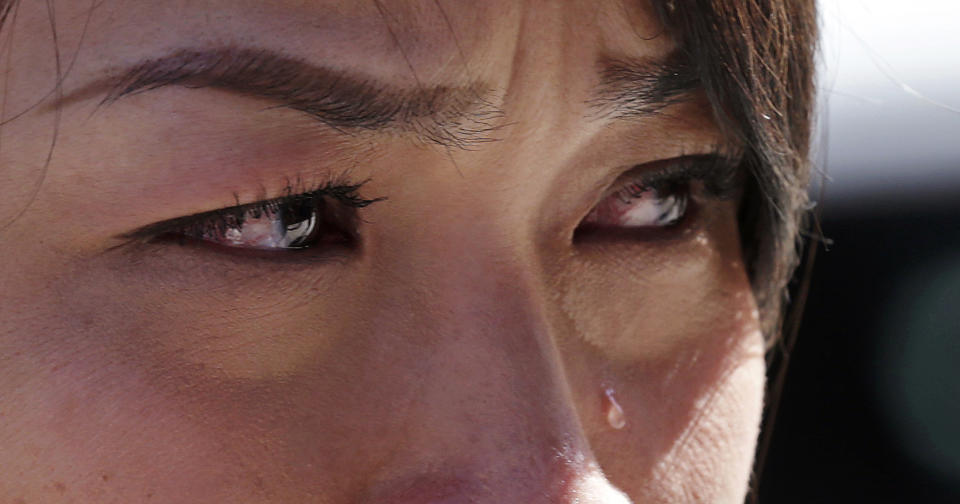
[653,0,818,341]
[651,3,818,499]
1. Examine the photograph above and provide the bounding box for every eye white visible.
[582,185,689,229]
[617,188,688,227]
[203,207,318,249]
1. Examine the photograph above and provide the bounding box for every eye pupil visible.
[277,197,317,249]
[653,192,687,226]
[282,197,315,227]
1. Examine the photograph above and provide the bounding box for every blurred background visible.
[757,0,960,502]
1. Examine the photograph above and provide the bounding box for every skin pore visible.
[0,1,766,503]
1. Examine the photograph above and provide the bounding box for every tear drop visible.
[603,386,627,430]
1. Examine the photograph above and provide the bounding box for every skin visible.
[0,0,766,502]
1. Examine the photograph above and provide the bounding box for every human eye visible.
[576,154,741,236]
[123,180,384,252]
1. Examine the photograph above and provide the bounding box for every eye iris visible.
[212,212,277,247]
[584,182,689,229]
[620,185,688,227]
[128,181,382,252]
[281,197,320,248]
[194,195,326,250]
[655,192,687,225]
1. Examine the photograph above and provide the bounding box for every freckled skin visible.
[0,1,766,503]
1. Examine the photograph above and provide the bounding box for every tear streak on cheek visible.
[593,326,765,504]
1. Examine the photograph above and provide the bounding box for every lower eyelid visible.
[122,183,380,250]
[120,176,380,235]
[574,199,703,243]
[147,231,357,263]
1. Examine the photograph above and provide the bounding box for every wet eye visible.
[581,180,689,229]
[192,194,336,250]
[575,155,741,236]
[126,182,382,252]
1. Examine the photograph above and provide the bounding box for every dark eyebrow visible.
[590,51,702,120]
[57,47,505,150]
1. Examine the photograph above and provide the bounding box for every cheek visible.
[591,326,766,504]
[0,254,363,502]
[561,282,765,503]
[555,214,766,502]
[0,301,265,502]
[559,223,753,359]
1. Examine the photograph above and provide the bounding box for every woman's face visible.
[0,0,766,502]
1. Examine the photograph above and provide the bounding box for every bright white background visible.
[816,0,960,209]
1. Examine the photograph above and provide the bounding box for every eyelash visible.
[123,180,384,247]
[123,154,740,251]
[575,154,742,233]
[622,154,742,201]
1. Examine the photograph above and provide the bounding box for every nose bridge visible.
[407,230,579,439]
[352,189,638,501]
[363,221,614,497]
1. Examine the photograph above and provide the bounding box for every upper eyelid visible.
[119,182,384,243]
[618,154,744,195]
[116,155,737,245]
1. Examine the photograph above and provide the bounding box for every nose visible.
[358,223,633,503]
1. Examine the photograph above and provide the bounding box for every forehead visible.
[31,0,674,87]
